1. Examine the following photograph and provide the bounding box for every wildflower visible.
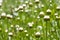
[44,15,50,21]
[28,22,34,28]
[1,12,6,18]
[8,32,13,36]
[37,26,42,30]
[0,0,3,6]
[18,5,23,10]
[25,1,29,4]
[26,34,29,36]
[35,0,39,3]
[5,29,8,33]
[22,4,26,8]
[6,14,13,19]
[24,30,27,33]
[29,2,33,7]
[39,11,44,17]
[35,32,41,37]
[19,27,23,31]
[56,6,60,10]
[46,9,51,15]
[56,16,60,20]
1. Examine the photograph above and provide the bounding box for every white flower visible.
[56,6,60,10]
[14,8,19,11]
[16,27,19,31]
[11,25,14,27]
[0,0,3,2]
[37,16,40,19]
[26,34,29,36]
[39,11,44,15]
[15,25,19,27]
[5,29,8,32]
[25,1,29,4]
[0,0,3,6]
[35,32,40,36]
[37,26,42,30]
[22,4,26,7]
[44,15,50,19]
[8,32,13,36]
[18,5,23,10]
[16,17,20,20]
[25,9,29,13]
[46,9,51,12]
[24,30,27,33]
[29,2,33,6]
[1,12,6,17]
[35,0,39,3]
[6,14,13,18]
[13,12,18,16]
[54,13,58,16]
[28,22,34,27]
[41,4,44,7]
[19,27,23,31]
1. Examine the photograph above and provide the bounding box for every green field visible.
[0,0,60,40]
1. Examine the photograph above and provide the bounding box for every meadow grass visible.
[0,0,60,40]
